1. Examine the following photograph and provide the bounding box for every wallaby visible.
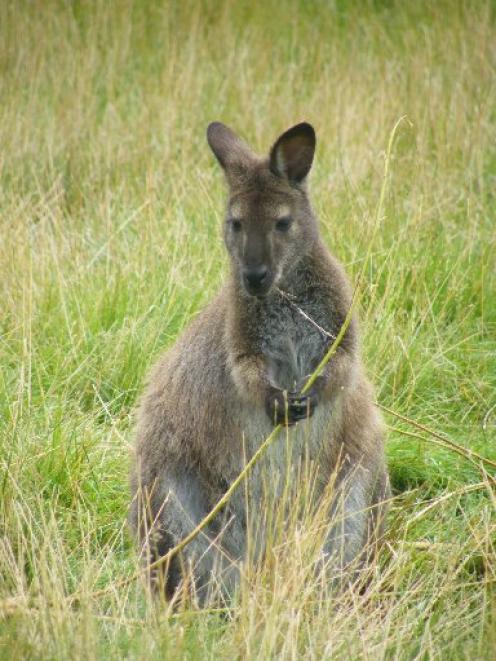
[130,121,390,604]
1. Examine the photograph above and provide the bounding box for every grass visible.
[1,0,495,658]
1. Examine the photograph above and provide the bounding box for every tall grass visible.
[1,0,495,658]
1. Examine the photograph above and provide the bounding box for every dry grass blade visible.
[381,405,496,472]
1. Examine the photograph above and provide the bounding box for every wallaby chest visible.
[232,290,335,477]
[256,292,331,390]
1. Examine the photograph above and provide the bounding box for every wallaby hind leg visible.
[323,474,368,571]
[130,467,241,605]
[363,468,390,563]
[322,465,389,584]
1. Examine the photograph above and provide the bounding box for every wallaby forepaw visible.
[265,388,318,426]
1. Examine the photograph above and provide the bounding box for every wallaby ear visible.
[269,122,316,184]
[207,122,254,177]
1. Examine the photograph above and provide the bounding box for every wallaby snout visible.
[243,264,271,297]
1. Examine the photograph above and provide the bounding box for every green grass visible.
[1,0,495,658]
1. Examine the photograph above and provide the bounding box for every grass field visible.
[1,0,495,658]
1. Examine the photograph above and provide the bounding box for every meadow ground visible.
[1,0,495,658]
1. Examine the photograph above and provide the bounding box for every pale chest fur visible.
[229,399,338,561]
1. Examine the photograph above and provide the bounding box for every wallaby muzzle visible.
[242,265,273,297]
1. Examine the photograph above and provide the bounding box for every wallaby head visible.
[207,122,319,298]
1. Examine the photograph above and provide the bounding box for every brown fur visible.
[130,122,390,604]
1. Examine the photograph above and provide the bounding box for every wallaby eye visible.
[229,219,242,233]
[275,217,292,232]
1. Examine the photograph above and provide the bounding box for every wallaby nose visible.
[243,265,269,291]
